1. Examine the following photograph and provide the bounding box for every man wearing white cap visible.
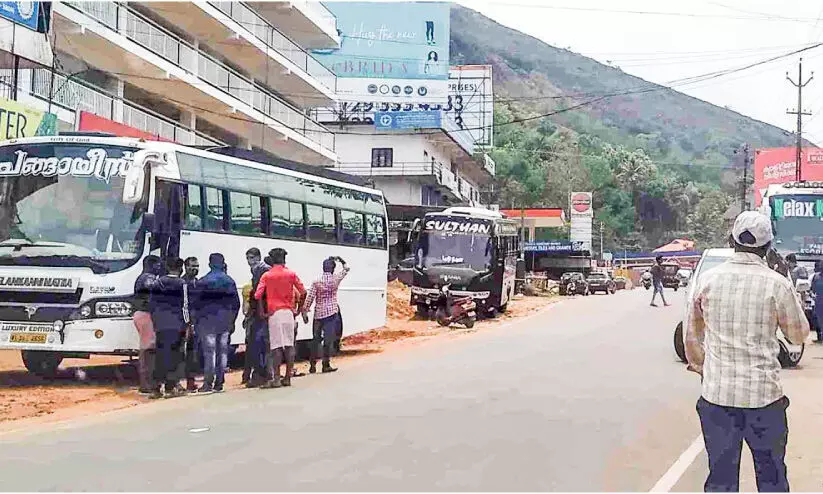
[685,211,809,492]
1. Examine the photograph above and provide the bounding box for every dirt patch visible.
[0,286,557,429]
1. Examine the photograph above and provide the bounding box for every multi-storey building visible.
[3,1,339,165]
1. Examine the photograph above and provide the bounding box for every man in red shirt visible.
[253,248,306,388]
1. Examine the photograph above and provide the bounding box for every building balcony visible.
[247,1,340,50]
[1,67,223,146]
[138,1,336,108]
[334,161,462,200]
[54,1,336,165]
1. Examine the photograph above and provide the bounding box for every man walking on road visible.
[193,253,240,394]
[254,248,306,388]
[650,255,669,307]
[685,211,810,492]
[303,256,349,374]
[149,257,190,399]
[243,248,270,387]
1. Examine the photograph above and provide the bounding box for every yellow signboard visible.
[0,97,57,141]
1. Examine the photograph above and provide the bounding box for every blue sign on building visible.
[374,110,442,130]
[523,241,585,253]
[0,1,39,31]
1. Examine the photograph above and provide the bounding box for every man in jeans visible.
[192,253,240,394]
[685,211,810,492]
[303,256,349,374]
[243,247,270,387]
[182,256,200,392]
[649,255,670,307]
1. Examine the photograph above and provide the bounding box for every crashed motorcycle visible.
[435,284,477,329]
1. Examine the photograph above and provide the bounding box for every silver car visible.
[673,248,805,368]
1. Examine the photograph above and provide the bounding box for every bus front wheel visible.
[21,350,63,378]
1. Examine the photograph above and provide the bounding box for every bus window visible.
[204,187,226,231]
[341,210,365,245]
[366,214,386,248]
[184,184,203,230]
[229,192,263,235]
[307,205,336,243]
[270,198,305,239]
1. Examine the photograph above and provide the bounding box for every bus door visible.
[151,180,184,261]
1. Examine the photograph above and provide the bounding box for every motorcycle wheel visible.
[463,316,475,329]
[777,340,804,368]
[435,307,450,327]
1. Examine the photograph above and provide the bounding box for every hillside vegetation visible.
[449,5,799,251]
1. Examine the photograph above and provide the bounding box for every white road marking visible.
[188,427,210,433]
[650,434,705,492]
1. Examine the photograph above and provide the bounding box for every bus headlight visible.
[95,301,132,317]
[80,305,92,318]
[53,320,64,332]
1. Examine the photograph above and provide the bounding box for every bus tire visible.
[415,304,430,319]
[499,303,508,313]
[21,350,63,378]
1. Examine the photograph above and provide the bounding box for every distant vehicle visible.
[559,272,589,296]
[673,248,805,368]
[613,276,628,290]
[409,207,520,317]
[660,262,681,291]
[677,268,692,287]
[388,256,414,286]
[586,271,616,294]
[641,271,652,290]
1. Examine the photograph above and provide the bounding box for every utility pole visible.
[738,143,750,212]
[599,221,604,261]
[787,58,813,181]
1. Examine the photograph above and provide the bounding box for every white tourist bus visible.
[0,135,388,376]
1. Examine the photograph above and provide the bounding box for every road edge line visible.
[649,434,704,492]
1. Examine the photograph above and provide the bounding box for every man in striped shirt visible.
[685,211,809,492]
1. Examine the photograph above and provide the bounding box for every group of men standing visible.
[132,247,349,399]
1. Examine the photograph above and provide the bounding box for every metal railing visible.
[334,161,461,198]
[15,67,223,146]
[64,1,333,152]
[293,1,338,38]
[208,1,336,92]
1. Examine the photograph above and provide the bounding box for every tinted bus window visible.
[230,192,263,235]
[204,187,226,231]
[184,184,203,230]
[270,198,305,239]
[307,205,336,243]
[341,210,364,245]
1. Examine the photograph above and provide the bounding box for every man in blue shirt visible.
[192,253,240,394]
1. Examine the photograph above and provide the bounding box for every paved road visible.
[0,289,717,490]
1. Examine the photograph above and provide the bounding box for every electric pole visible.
[738,143,750,212]
[599,221,604,261]
[786,58,813,181]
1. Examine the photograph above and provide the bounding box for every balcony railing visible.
[208,1,336,92]
[63,1,334,153]
[5,67,223,146]
[294,0,338,37]
[335,161,461,198]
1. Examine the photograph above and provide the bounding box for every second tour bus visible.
[0,135,388,376]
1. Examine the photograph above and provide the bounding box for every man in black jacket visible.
[243,248,270,387]
[149,257,189,399]
[182,256,200,392]
[133,255,161,394]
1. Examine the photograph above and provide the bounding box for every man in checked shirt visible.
[685,211,809,492]
[303,256,350,374]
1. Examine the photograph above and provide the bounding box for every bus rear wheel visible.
[21,350,63,378]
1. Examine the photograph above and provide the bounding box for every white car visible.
[673,248,805,368]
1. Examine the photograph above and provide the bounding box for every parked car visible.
[586,271,616,294]
[559,272,589,296]
[673,248,805,369]
[387,256,414,286]
[613,276,628,290]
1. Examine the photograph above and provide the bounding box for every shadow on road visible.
[0,361,138,390]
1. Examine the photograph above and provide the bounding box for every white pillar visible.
[106,79,125,123]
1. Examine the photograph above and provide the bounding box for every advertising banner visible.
[570,192,593,216]
[0,1,39,31]
[0,96,56,140]
[374,110,441,130]
[753,147,823,205]
[312,2,450,103]
[77,111,172,142]
[523,241,585,253]
[569,191,593,252]
[447,65,493,147]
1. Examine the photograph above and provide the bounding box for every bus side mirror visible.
[123,150,164,205]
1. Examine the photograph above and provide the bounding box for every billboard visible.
[570,192,593,216]
[0,1,39,31]
[569,192,593,252]
[0,96,56,140]
[447,65,493,147]
[77,111,172,142]
[753,147,823,205]
[374,110,441,130]
[312,2,450,103]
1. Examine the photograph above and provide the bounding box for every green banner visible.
[0,97,58,141]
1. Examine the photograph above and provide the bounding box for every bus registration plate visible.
[10,333,47,344]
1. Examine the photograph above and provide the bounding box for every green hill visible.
[449,4,801,251]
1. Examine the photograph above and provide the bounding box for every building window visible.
[371,148,393,168]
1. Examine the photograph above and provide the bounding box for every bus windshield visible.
[769,194,823,256]
[416,230,493,271]
[0,143,145,273]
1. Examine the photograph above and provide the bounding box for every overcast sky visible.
[459,0,823,146]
